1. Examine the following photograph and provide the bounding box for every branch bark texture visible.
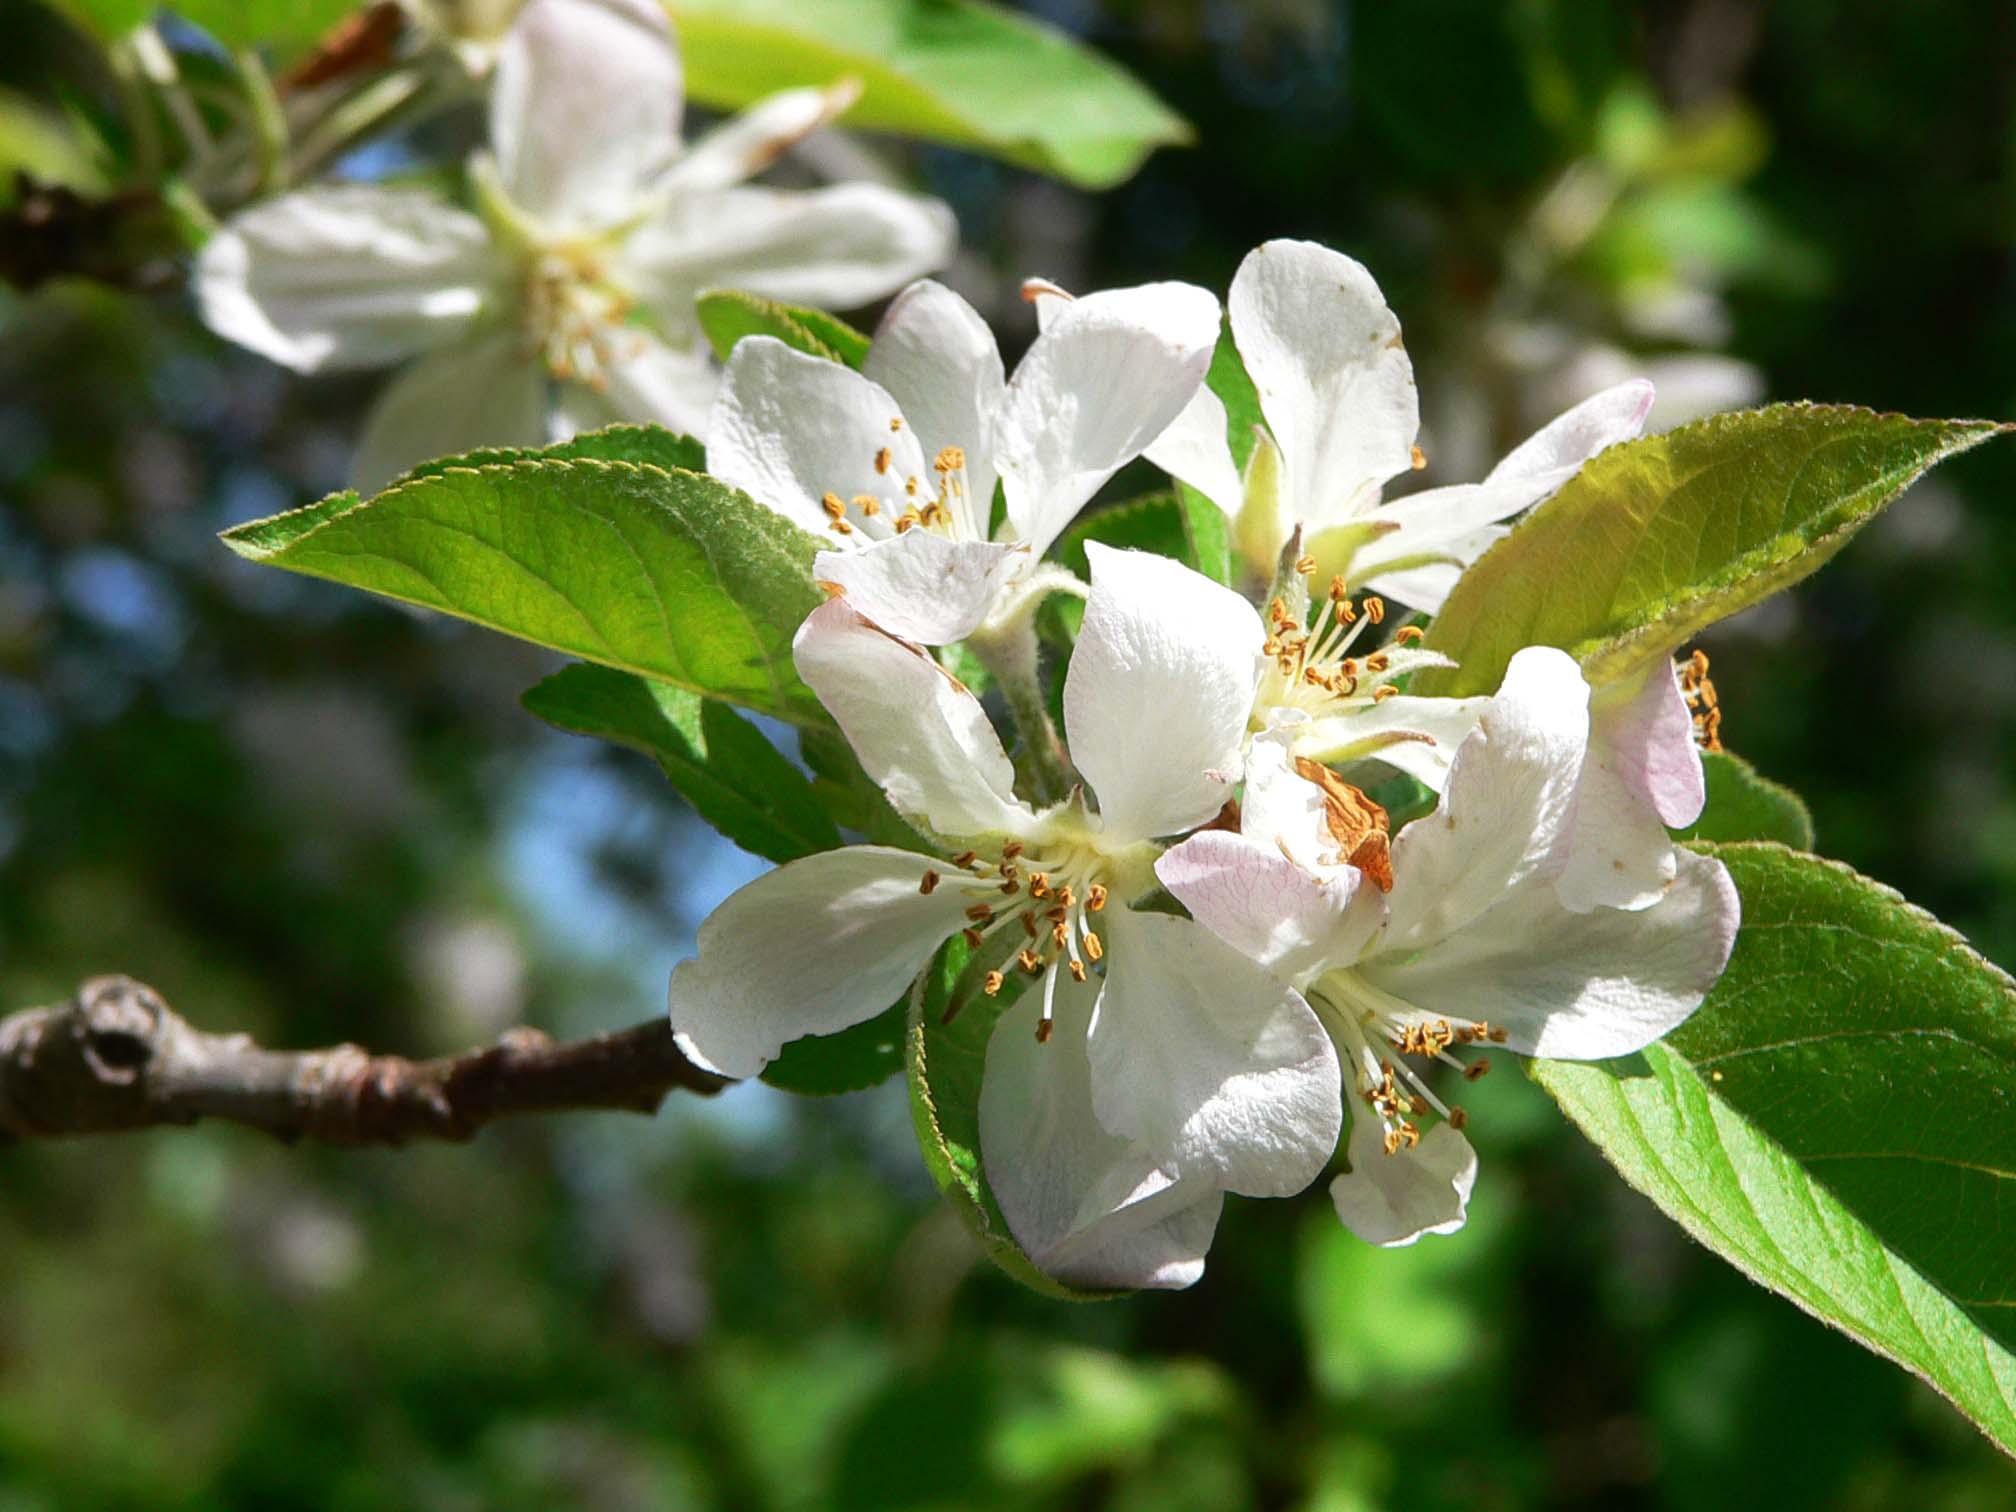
[0,976,730,1147]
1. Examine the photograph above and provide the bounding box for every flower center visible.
[817,421,978,546]
[1254,570,1421,727]
[1307,970,1507,1155]
[520,245,636,389]
[915,819,1157,1042]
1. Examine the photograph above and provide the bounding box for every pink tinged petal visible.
[195,187,494,373]
[350,333,547,493]
[1143,382,1244,517]
[666,844,973,1079]
[980,971,1225,1291]
[1486,378,1655,491]
[1554,663,1705,912]
[1227,239,1418,530]
[1378,647,1592,952]
[1365,847,1738,1061]
[1064,544,1263,842]
[812,532,1028,646]
[490,0,680,229]
[792,599,1027,842]
[863,279,1007,536]
[556,331,718,440]
[1086,909,1342,1198]
[620,184,956,320]
[1155,830,1368,987]
[1329,1112,1476,1248]
[1601,660,1707,827]
[706,336,926,536]
[657,80,859,195]
[995,281,1222,558]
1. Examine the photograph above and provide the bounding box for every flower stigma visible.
[1253,560,1417,727]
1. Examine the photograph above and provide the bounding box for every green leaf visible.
[221,450,831,726]
[905,940,1104,1300]
[1677,749,1814,850]
[1206,322,1263,475]
[763,1001,907,1096]
[388,423,707,488]
[697,289,871,369]
[1535,844,2016,1452]
[671,0,1191,189]
[1416,404,2009,698]
[1176,486,1233,586]
[521,662,840,865]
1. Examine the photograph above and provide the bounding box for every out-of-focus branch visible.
[0,976,731,1148]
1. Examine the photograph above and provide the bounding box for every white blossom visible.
[667,546,1343,1289]
[1157,647,1738,1246]
[705,278,1220,647]
[1144,238,1655,609]
[196,0,955,490]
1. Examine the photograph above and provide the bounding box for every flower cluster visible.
[196,0,954,490]
[668,236,1741,1290]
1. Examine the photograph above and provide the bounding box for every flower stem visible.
[965,619,1072,806]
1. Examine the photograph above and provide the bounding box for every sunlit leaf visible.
[670,0,1191,189]
[1417,405,2009,697]
[697,289,870,369]
[222,443,830,726]
[1537,843,2016,1453]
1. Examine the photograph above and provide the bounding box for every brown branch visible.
[0,976,732,1147]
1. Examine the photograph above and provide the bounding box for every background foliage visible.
[3,0,2016,1505]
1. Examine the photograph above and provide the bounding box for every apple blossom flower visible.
[1157,647,1738,1246]
[196,0,955,490]
[1142,238,1655,608]
[667,545,1342,1289]
[704,277,1221,649]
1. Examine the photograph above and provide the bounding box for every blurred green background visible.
[4,1,2016,1506]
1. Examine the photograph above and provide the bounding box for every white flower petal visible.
[981,971,1225,1291]
[792,598,1028,842]
[1143,381,1244,517]
[1228,239,1418,530]
[1063,544,1263,841]
[1378,647,1591,952]
[1087,908,1341,1197]
[862,279,1006,539]
[707,336,927,536]
[195,187,493,373]
[1155,829,1369,987]
[1366,847,1739,1060]
[350,333,547,492]
[666,844,970,1078]
[658,80,859,195]
[1486,378,1654,492]
[555,332,718,440]
[995,282,1222,557]
[1555,663,1706,912]
[621,183,955,319]
[813,532,1028,646]
[1329,1112,1476,1247]
[490,0,680,229]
